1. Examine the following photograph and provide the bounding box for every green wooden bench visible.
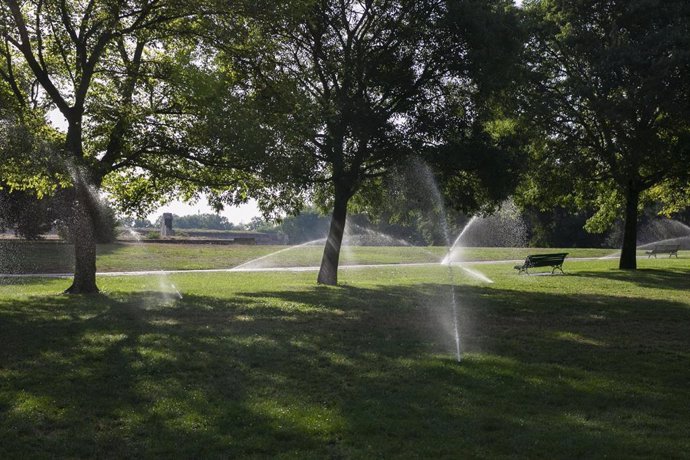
[645,245,680,258]
[514,253,568,275]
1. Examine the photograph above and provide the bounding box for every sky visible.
[149,198,261,225]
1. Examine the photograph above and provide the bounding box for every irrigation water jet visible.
[125,227,184,302]
[600,218,690,260]
[414,158,463,362]
[230,238,326,271]
[637,219,690,251]
[343,222,443,264]
[459,266,494,284]
[442,217,478,265]
[638,218,690,247]
[441,217,495,284]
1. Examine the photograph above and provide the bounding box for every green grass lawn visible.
[1,256,689,458]
[0,240,662,274]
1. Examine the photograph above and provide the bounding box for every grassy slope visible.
[1,257,689,458]
[0,241,661,274]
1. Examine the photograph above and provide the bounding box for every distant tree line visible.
[122,213,247,231]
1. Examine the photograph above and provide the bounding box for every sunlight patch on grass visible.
[229,335,279,348]
[37,350,72,368]
[322,351,357,367]
[138,348,179,365]
[246,298,347,317]
[10,391,60,421]
[562,411,609,430]
[251,398,344,435]
[82,332,128,345]
[152,391,213,433]
[149,318,180,326]
[233,314,254,322]
[554,331,607,347]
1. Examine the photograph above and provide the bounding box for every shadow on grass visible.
[573,267,690,290]
[1,283,689,458]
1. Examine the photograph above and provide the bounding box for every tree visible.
[275,208,330,244]
[120,216,154,229]
[206,0,523,285]
[0,186,56,239]
[0,0,243,292]
[520,0,690,269]
[0,99,71,232]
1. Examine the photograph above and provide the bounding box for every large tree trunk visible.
[619,184,640,270]
[64,183,99,294]
[317,188,349,285]
[63,124,100,294]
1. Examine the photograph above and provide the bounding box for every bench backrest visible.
[525,253,568,267]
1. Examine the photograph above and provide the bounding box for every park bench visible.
[645,245,680,258]
[514,253,568,275]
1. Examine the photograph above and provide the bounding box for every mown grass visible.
[1,256,689,458]
[0,240,661,274]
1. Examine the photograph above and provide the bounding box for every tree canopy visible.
[519,0,690,269]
